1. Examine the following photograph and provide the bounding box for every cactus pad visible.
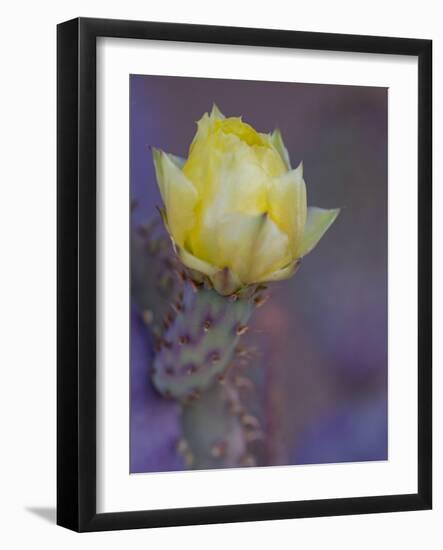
[152,281,254,401]
[131,218,181,331]
[179,383,249,469]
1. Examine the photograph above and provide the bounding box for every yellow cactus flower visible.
[152,105,339,295]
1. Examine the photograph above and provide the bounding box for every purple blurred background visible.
[130,74,387,472]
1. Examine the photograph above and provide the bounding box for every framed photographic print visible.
[57,17,432,531]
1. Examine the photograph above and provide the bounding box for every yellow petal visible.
[247,215,290,284]
[210,103,225,120]
[298,207,340,257]
[152,148,198,247]
[217,117,265,147]
[176,244,243,294]
[261,129,291,170]
[189,104,225,153]
[168,153,186,169]
[254,259,301,283]
[268,161,307,254]
[184,132,270,263]
[214,212,266,283]
[252,144,287,178]
[186,131,268,204]
[270,129,291,169]
[175,245,219,278]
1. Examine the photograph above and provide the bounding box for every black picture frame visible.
[57,17,432,532]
